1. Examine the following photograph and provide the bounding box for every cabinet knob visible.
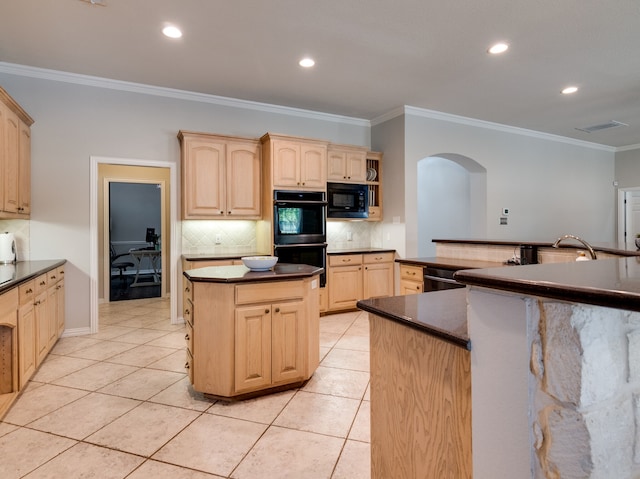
[265,309,270,314]
[220,211,224,215]
[228,211,231,214]
[185,333,190,341]
[301,182,305,185]
[184,309,190,316]
[275,307,280,313]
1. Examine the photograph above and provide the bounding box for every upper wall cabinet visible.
[261,133,328,191]
[179,131,261,219]
[327,144,367,184]
[0,86,34,219]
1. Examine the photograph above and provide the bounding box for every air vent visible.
[576,121,628,133]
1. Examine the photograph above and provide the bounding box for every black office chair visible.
[110,244,135,278]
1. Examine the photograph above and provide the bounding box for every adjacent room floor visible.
[0,298,371,479]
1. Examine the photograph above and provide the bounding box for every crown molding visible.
[372,105,617,153]
[0,62,369,128]
[616,143,640,153]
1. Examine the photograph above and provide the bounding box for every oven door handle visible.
[274,243,327,249]
[274,200,328,206]
[423,274,459,285]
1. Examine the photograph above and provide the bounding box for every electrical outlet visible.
[215,233,222,244]
[347,232,353,241]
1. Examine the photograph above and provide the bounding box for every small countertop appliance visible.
[0,232,16,263]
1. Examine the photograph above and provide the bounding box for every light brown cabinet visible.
[179,131,261,219]
[186,275,319,399]
[327,144,367,183]
[0,86,33,219]
[261,133,328,190]
[18,281,35,389]
[399,264,424,295]
[34,274,48,367]
[327,252,395,311]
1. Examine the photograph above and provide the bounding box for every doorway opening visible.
[617,187,640,248]
[417,153,487,257]
[90,157,178,334]
[108,181,162,301]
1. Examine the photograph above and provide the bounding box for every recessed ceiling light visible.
[299,58,315,68]
[162,25,182,39]
[488,43,509,54]
[562,86,579,95]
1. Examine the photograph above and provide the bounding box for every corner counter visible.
[182,263,321,401]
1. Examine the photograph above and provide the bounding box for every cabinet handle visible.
[56,285,62,290]
[342,258,351,263]
[184,362,190,369]
[185,286,190,293]
[184,309,190,316]
[51,275,56,279]
[60,271,64,275]
[265,309,270,314]
[40,281,46,286]
[26,288,32,294]
[185,333,190,341]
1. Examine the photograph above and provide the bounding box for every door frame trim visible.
[90,156,178,333]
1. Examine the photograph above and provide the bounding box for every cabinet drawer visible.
[363,252,394,264]
[183,298,193,326]
[236,280,304,305]
[328,254,362,267]
[400,265,423,281]
[183,279,193,302]
[47,269,61,283]
[34,274,48,294]
[19,280,35,305]
[185,319,193,352]
[185,349,194,383]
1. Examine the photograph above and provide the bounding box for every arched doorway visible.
[417,153,487,257]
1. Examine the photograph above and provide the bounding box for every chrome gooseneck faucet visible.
[552,234,597,260]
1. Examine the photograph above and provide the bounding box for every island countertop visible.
[454,256,640,313]
[183,263,323,283]
[357,288,469,349]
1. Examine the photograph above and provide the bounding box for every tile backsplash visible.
[182,219,382,254]
[0,219,30,261]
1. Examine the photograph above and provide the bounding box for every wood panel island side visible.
[182,263,322,400]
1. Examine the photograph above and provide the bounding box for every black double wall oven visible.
[273,190,327,286]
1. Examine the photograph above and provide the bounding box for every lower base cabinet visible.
[327,252,395,312]
[186,275,319,399]
[399,264,424,295]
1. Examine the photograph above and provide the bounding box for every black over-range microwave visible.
[327,182,368,219]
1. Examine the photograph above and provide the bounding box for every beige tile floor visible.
[0,297,371,478]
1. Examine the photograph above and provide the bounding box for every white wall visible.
[381,108,616,258]
[0,70,370,331]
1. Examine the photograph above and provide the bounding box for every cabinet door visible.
[18,302,35,388]
[300,143,327,189]
[272,140,300,188]
[47,284,58,350]
[363,262,394,299]
[235,305,272,393]
[328,264,363,310]
[271,301,305,384]
[3,108,20,213]
[226,142,261,217]
[56,278,65,337]
[182,139,226,218]
[34,290,48,366]
[400,279,423,295]
[18,123,30,215]
[327,150,347,181]
[346,150,367,183]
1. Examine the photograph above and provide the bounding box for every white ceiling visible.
[2,0,640,148]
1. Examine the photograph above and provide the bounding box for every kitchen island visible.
[182,263,322,400]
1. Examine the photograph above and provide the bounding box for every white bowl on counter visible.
[242,256,278,271]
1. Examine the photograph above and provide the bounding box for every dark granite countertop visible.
[433,238,640,257]
[327,248,396,255]
[357,288,469,349]
[0,260,67,294]
[396,256,505,270]
[454,256,640,313]
[183,263,323,283]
